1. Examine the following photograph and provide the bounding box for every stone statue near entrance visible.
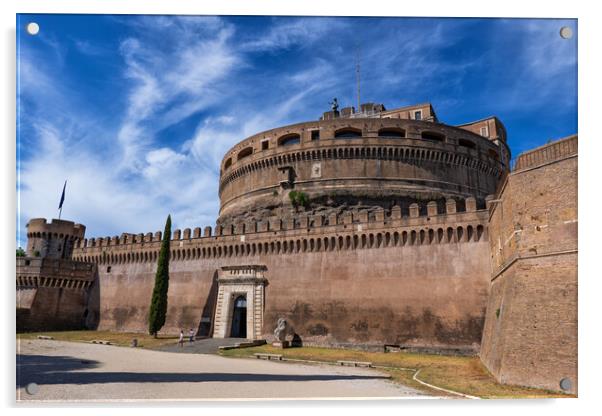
[273,317,290,341]
[273,317,294,348]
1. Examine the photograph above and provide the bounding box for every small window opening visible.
[278,134,301,146]
[334,128,362,139]
[421,131,445,142]
[237,147,253,160]
[378,128,406,138]
[458,139,476,149]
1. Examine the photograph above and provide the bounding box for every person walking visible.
[189,328,195,343]
[178,330,184,348]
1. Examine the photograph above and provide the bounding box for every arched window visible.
[237,147,253,161]
[334,127,362,139]
[378,128,406,138]
[224,158,232,169]
[277,133,301,146]
[421,131,445,142]
[458,139,476,149]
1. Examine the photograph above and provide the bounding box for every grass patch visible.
[17,330,179,349]
[220,345,573,399]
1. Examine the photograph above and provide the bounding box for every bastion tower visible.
[217,102,510,228]
[17,219,97,332]
[25,218,86,259]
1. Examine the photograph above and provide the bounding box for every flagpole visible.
[58,179,67,220]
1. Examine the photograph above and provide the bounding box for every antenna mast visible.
[355,43,361,113]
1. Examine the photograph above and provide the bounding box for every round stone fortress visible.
[218,102,510,225]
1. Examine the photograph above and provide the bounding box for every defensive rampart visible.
[480,135,578,393]
[72,197,492,352]
[16,257,97,331]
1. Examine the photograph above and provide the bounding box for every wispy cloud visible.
[241,17,348,52]
[116,17,241,171]
[17,16,577,244]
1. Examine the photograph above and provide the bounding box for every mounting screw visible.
[559,377,572,391]
[26,22,40,35]
[25,382,39,395]
[559,26,573,39]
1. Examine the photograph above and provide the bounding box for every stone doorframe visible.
[213,265,268,340]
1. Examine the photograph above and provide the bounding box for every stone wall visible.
[218,117,507,223]
[16,257,98,332]
[73,202,492,352]
[480,135,577,393]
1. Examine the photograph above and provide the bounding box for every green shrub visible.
[16,247,26,257]
[289,191,309,209]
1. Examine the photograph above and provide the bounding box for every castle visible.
[16,102,577,394]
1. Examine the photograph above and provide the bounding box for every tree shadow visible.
[17,354,100,387]
[17,353,388,387]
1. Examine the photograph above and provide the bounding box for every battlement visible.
[26,218,86,239]
[72,197,491,265]
[26,218,86,259]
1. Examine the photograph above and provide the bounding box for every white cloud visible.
[241,18,347,52]
[17,16,577,246]
[115,17,241,172]
[143,148,186,179]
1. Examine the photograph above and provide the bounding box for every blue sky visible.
[16,15,577,244]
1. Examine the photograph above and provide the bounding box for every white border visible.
[2,1,600,415]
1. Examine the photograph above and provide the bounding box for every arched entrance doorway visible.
[230,295,247,338]
[213,266,267,340]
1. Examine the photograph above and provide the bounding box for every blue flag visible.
[58,180,66,210]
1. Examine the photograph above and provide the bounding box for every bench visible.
[90,340,112,345]
[384,344,404,353]
[337,360,372,368]
[254,353,283,361]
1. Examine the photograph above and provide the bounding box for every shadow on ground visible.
[153,337,250,354]
[16,354,387,387]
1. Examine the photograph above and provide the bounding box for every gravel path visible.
[17,339,428,402]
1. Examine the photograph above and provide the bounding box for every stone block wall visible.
[16,257,98,332]
[73,203,492,352]
[480,135,577,393]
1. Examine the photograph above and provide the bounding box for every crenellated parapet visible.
[216,107,510,224]
[26,218,86,259]
[72,196,491,266]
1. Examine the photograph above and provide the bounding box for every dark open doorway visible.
[230,295,247,338]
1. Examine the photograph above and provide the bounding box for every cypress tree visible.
[148,214,171,337]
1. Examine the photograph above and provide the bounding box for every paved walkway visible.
[153,337,249,354]
[17,339,428,401]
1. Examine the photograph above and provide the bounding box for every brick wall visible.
[480,135,577,393]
